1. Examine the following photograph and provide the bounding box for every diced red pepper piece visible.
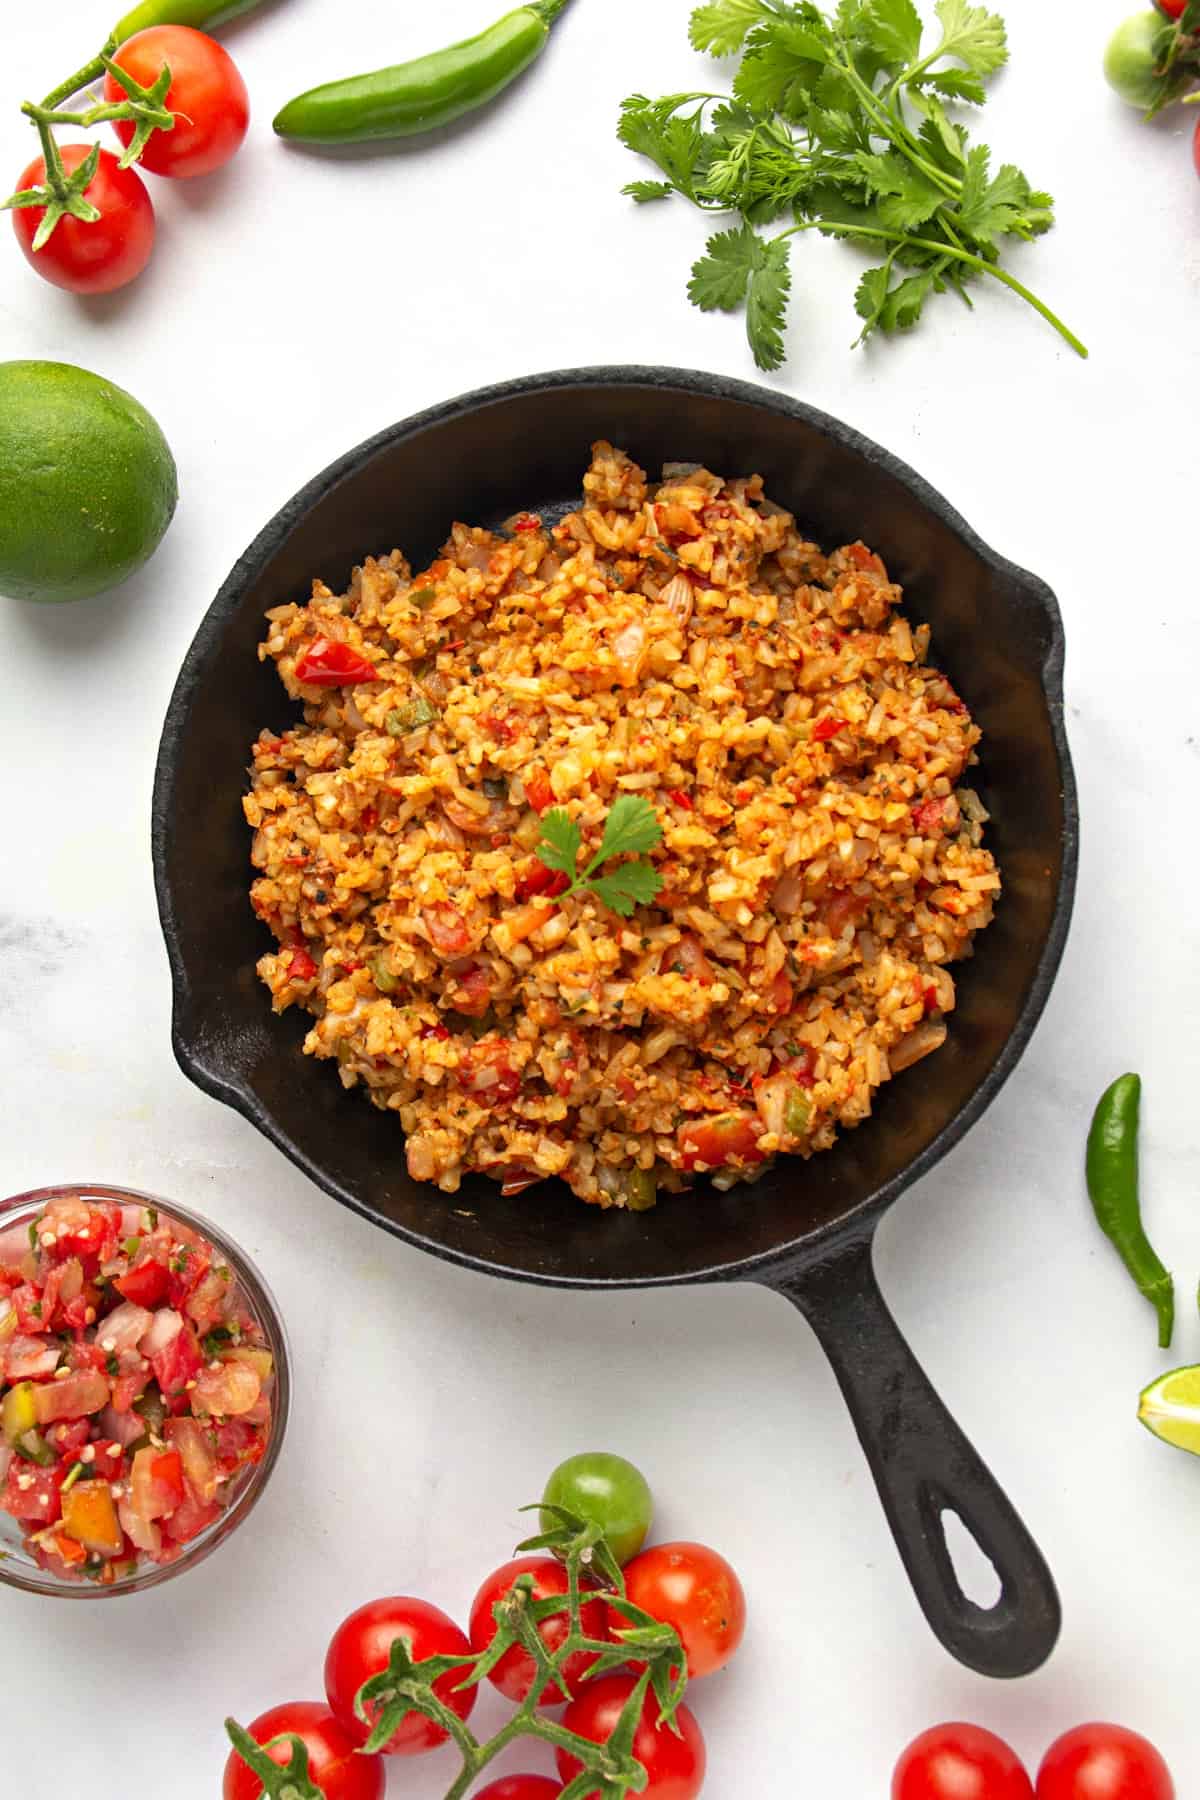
[294,636,376,687]
[523,768,554,814]
[514,859,571,904]
[284,946,318,983]
[115,1256,170,1310]
[678,1113,766,1172]
[811,716,845,743]
[667,788,694,810]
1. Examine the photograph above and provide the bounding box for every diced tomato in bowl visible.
[0,1185,289,1597]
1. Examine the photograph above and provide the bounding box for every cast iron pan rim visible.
[151,363,1079,1291]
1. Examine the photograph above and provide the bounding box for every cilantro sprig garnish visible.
[535,795,664,918]
[618,0,1088,369]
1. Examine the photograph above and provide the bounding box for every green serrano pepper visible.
[273,0,572,146]
[1086,1072,1175,1348]
[114,0,272,36]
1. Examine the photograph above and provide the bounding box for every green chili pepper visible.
[114,0,271,37]
[273,0,573,147]
[1086,1072,1174,1348]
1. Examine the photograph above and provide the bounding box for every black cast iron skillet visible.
[152,367,1077,1678]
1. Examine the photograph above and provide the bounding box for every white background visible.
[3,0,1200,1793]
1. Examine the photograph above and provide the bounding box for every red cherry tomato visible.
[616,1541,746,1679]
[474,1781,562,1800]
[469,1555,609,1705]
[1036,1724,1174,1800]
[1157,0,1186,17]
[222,1703,385,1800]
[105,26,249,178]
[10,144,154,294]
[893,1723,1034,1800]
[557,1675,706,1800]
[324,1597,476,1757]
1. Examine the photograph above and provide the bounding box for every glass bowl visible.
[0,1183,290,1599]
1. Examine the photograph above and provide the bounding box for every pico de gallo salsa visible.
[0,1192,275,1584]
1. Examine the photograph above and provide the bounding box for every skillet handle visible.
[769,1232,1060,1678]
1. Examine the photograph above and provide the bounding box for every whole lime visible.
[0,360,177,604]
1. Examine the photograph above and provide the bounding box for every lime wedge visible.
[1138,1365,1200,1456]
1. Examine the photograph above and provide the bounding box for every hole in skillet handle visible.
[941,1506,1003,1612]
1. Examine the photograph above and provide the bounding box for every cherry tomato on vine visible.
[557,1675,706,1800]
[469,1555,610,1705]
[1036,1724,1174,1800]
[222,1703,385,1800]
[541,1451,653,1566]
[617,1541,746,1679]
[105,26,249,178]
[473,1780,563,1800]
[324,1597,476,1757]
[10,145,155,293]
[892,1723,1034,1800]
[1156,0,1186,18]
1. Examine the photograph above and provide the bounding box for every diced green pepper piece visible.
[408,586,436,610]
[386,695,438,735]
[371,954,398,994]
[2,1382,37,1447]
[133,1383,165,1438]
[784,1088,813,1136]
[624,1168,658,1212]
[16,1429,55,1467]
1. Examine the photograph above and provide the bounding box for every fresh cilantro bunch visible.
[618,0,1087,370]
[536,795,664,917]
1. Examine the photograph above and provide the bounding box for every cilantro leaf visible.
[690,0,776,56]
[745,235,792,369]
[623,179,675,202]
[854,151,945,230]
[689,223,761,311]
[912,66,986,104]
[534,808,582,880]
[591,862,665,918]
[617,95,710,198]
[594,795,665,863]
[533,797,663,916]
[855,263,936,340]
[859,0,924,67]
[734,21,831,119]
[930,0,1008,78]
[689,226,792,368]
[957,148,1053,245]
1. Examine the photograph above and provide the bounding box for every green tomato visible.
[1103,11,1170,110]
[541,1452,653,1567]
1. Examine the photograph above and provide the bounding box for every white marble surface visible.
[3,0,1200,1793]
